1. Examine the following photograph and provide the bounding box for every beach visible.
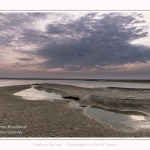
[0,83,150,137]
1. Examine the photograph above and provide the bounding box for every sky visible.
[0,11,150,79]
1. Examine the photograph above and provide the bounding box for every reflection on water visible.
[130,115,145,121]
[86,106,149,131]
[1,79,150,88]
[14,86,64,101]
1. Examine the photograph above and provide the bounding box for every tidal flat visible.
[0,83,150,137]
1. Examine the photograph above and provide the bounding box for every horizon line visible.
[0,78,150,82]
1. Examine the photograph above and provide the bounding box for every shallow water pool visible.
[14,86,64,101]
[86,106,150,131]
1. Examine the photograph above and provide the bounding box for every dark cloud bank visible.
[34,13,150,71]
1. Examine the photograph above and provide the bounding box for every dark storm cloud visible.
[0,12,46,28]
[36,13,150,71]
[0,12,150,72]
[0,13,47,51]
[1,13,53,46]
[18,58,34,61]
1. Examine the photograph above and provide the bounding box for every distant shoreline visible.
[1,78,150,83]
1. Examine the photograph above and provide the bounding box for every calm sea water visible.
[0,79,150,89]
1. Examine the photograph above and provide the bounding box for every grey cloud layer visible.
[37,13,150,71]
[0,12,150,72]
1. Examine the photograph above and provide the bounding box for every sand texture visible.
[0,83,150,137]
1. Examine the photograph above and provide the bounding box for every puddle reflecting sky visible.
[86,106,149,131]
[14,86,64,101]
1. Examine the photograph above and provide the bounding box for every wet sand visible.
[0,83,150,137]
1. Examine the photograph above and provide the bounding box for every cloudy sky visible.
[0,11,150,79]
